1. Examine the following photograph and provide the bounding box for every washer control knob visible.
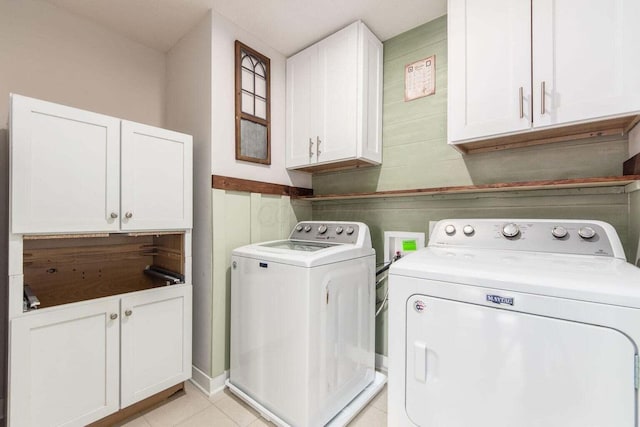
[444,224,456,235]
[346,226,355,235]
[578,226,596,240]
[318,225,328,234]
[335,226,344,234]
[551,226,568,239]
[304,225,312,232]
[502,223,520,238]
[295,225,303,232]
[463,225,475,236]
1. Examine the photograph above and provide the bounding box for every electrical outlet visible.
[383,231,426,263]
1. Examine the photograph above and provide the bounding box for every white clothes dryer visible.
[228,221,386,427]
[388,219,640,427]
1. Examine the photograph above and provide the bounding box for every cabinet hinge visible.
[635,354,639,390]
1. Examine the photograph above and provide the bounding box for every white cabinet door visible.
[8,299,120,427]
[10,94,120,234]
[448,0,531,143]
[286,45,318,168]
[120,285,192,407]
[316,22,359,164]
[533,0,640,128]
[120,121,193,231]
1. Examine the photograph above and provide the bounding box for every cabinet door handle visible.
[110,212,118,219]
[125,309,133,316]
[110,313,118,320]
[308,138,314,158]
[540,81,546,115]
[317,136,322,156]
[519,87,524,119]
[125,211,133,219]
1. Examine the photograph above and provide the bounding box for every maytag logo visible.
[486,294,514,306]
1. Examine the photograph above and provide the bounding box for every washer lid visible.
[259,240,338,252]
[232,239,374,267]
[389,247,640,308]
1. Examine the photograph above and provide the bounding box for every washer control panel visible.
[430,219,623,258]
[289,222,360,244]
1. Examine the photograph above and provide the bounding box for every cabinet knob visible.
[110,313,118,320]
[317,136,322,156]
[110,212,118,219]
[308,138,314,158]
[125,211,133,219]
[125,309,133,316]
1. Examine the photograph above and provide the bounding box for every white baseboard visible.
[375,353,388,374]
[190,365,229,397]
[191,357,386,398]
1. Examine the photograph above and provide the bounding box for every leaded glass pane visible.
[255,99,266,120]
[242,93,254,115]
[241,69,254,92]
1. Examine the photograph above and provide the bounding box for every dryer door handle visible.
[414,341,428,383]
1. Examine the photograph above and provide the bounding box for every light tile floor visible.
[117,380,388,427]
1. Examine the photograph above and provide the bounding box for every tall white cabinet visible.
[448,0,640,150]
[286,21,383,172]
[7,94,193,427]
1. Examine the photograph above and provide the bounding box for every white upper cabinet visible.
[448,0,532,142]
[286,21,383,172]
[10,94,193,234]
[448,0,640,148]
[10,94,121,234]
[532,0,640,127]
[120,121,193,231]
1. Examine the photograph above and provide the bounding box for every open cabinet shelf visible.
[22,233,185,310]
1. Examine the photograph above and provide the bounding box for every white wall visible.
[165,12,214,379]
[0,1,167,418]
[0,0,166,127]
[211,11,312,189]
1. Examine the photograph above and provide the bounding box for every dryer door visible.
[405,295,636,427]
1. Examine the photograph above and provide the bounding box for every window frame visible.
[235,40,271,165]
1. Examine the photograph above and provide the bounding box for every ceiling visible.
[41,0,446,56]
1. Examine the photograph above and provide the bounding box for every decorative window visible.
[235,41,271,164]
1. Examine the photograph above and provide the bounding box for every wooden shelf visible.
[298,176,640,201]
[453,115,640,154]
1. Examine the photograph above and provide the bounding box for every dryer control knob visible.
[304,225,312,232]
[502,223,520,238]
[578,226,596,240]
[346,226,355,235]
[335,226,344,234]
[318,225,328,234]
[463,225,475,236]
[295,225,303,232]
[551,226,568,239]
[444,225,456,235]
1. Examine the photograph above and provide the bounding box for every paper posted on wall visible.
[404,55,435,101]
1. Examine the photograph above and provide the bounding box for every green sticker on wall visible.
[402,240,417,251]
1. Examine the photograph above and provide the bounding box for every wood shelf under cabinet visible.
[453,115,640,154]
[23,233,185,310]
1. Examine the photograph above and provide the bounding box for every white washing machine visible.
[388,219,640,427]
[228,221,386,427]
